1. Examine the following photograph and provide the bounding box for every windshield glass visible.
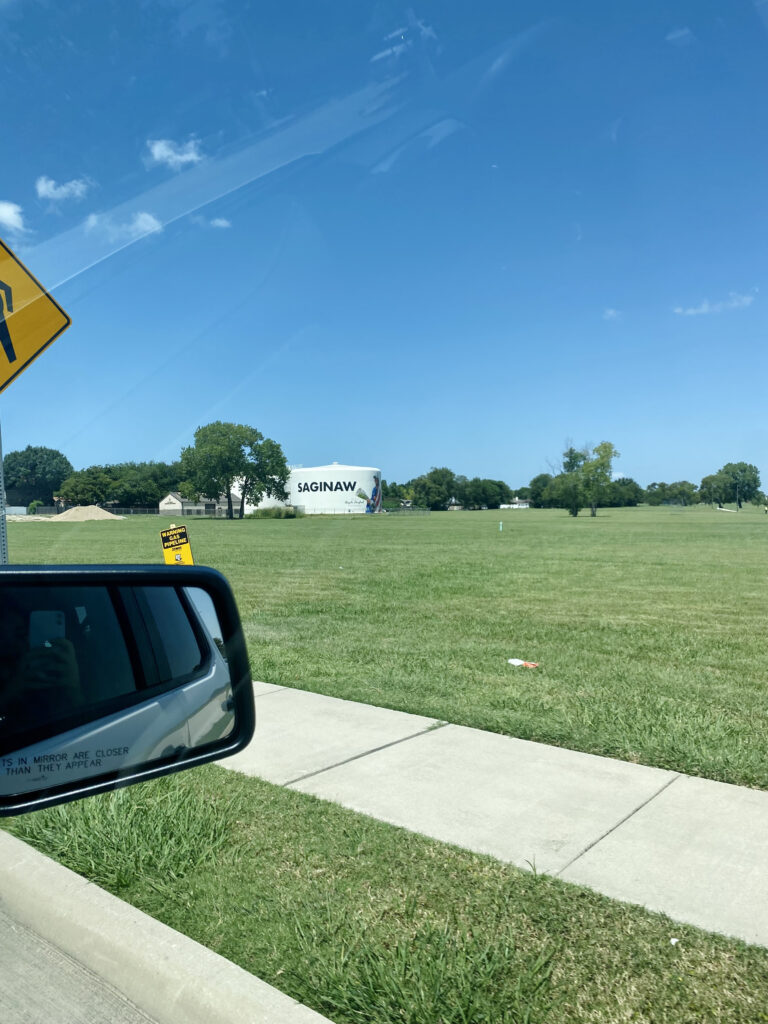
[2,1,763,483]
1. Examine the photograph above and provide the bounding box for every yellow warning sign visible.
[0,237,71,394]
[160,525,194,565]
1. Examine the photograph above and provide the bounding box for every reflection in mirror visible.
[0,582,235,797]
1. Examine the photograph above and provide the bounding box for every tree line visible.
[383,469,515,511]
[3,422,290,520]
[521,448,762,516]
[3,433,763,518]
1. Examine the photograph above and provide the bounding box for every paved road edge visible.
[0,829,333,1024]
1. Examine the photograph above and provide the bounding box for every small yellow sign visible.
[160,525,194,566]
[0,238,71,394]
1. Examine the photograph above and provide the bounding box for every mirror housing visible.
[0,565,254,816]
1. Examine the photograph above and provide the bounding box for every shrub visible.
[246,505,304,519]
[27,500,44,514]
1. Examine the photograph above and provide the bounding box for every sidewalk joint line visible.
[254,686,290,699]
[282,722,448,788]
[554,773,681,877]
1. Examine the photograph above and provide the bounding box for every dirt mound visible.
[55,505,124,522]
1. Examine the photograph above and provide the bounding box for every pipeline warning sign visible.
[160,524,194,565]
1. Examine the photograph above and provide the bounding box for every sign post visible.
[0,236,72,563]
[0,423,8,565]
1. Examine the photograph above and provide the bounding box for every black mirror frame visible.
[0,565,255,816]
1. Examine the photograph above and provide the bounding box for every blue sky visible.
[1,0,766,490]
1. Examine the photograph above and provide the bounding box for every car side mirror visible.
[0,565,254,816]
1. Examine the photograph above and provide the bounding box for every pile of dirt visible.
[54,505,124,522]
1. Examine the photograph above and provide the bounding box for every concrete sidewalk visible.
[224,683,768,948]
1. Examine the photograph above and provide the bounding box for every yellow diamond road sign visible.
[0,237,71,394]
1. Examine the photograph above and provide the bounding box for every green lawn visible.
[6,506,768,1022]
[5,766,768,1024]
[10,504,768,788]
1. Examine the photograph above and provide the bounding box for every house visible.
[159,492,216,515]
[159,491,244,516]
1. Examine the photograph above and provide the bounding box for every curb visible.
[0,829,333,1024]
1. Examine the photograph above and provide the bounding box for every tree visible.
[644,482,668,506]
[457,477,512,509]
[104,461,183,507]
[528,473,553,508]
[3,445,73,505]
[180,422,288,519]
[412,468,456,511]
[645,481,698,506]
[716,462,761,509]
[562,446,587,473]
[58,467,114,505]
[544,472,584,517]
[237,432,289,519]
[667,481,698,506]
[180,422,251,520]
[699,473,728,507]
[608,477,644,507]
[581,441,619,517]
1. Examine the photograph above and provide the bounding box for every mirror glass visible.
[0,582,236,796]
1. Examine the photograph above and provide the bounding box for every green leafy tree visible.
[528,473,553,508]
[645,481,698,506]
[716,462,761,509]
[699,473,728,507]
[544,472,584,517]
[105,461,183,507]
[608,477,644,507]
[180,422,288,519]
[237,432,289,519]
[668,481,698,506]
[181,422,251,519]
[58,467,114,506]
[581,441,619,517]
[3,445,73,505]
[562,446,587,473]
[412,468,456,511]
[644,482,668,506]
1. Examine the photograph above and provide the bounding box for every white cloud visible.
[36,176,90,202]
[146,138,203,171]
[673,291,755,316]
[603,308,621,321]
[85,211,162,243]
[190,214,232,229]
[0,201,26,234]
[370,41,411,63]
[416,18,437,41]
[665,27,695,45]
[422,118,461,148]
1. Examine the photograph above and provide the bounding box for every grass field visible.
[9,503,768,788]
[5,505,768,1022]
[6,766,768,1024]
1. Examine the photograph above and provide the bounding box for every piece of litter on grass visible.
[507,658,539,668]
[670,938,679,946]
